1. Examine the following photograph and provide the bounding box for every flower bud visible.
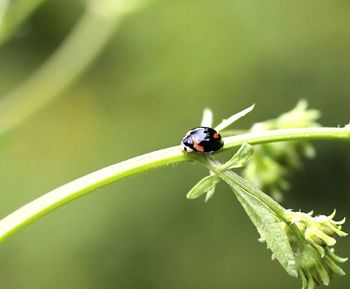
[296,245,347,289]
[286,210,347,249]
[283,210,347,289]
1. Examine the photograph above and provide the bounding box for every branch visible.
[0,0,147,137]
[0,126,349,241]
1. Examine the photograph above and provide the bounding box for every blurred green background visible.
[0,0,349,288]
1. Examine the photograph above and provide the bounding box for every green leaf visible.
[186,174,220,200]
[201,108,213,127]
[233,184,297,277]
[206,160,298,277]
[205,171,217,202]
[219,143,254,171]
[241,100,322,200]
[215,104,255,132]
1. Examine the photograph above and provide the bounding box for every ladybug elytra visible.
[181,127,224,153]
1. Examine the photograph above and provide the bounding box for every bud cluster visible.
[283,210,347,289]
[243,100,321,201]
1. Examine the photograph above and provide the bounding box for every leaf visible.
[241,100,322,200]
[205,171,217,202]
[214,104,255,132]
[213,167,298,277]
[201,108,214,127]
[186,174,220,200]
[233,185,298,277]
[219,143,254,171]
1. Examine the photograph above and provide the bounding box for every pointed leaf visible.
[215,104,255,132]
[219,143,254,171]
[233,186,297,277]
[201,108,214,127]
[204,186,216,202]
[186,174,220,200]
[212,167,298,277]
[205,171,217,202]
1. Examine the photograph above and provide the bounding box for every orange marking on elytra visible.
[213,133,220,139]
[193,142,205,152]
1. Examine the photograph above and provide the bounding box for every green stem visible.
[223,127,350,148]
[0,0,47,46]
[203,156,286,218]
[0,126,349,241]
[0,0,146,137]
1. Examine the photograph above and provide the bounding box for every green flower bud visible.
[296,245,347,289]
[282,210,347,289]
[286,210,347,249]
[243,100,321,200]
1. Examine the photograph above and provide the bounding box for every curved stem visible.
[0,0,145,137]
[223,127,350,148]
[0,126,349,241]
[0,0,47,46]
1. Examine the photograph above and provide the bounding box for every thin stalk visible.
[203,156,287,218]
[0,0,145,137]
[0,126,349,241]
[223,127,350,148]
[0,0,47,46]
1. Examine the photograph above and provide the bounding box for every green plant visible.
[0,101,348,289]
[0,0,149,137]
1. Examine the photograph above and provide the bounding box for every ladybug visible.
[181,127,224,153]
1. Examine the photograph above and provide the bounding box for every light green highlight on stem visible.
[0,0,147,137]
[0,126,349,241]
[0,0,47,46]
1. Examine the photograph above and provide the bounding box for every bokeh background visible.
[0,0,349,288]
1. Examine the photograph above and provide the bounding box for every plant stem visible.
[203,156,287,218]
[223,127,350,149]
[0,126,349,241]
[0,0,146,137]
[0,0,47,46]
